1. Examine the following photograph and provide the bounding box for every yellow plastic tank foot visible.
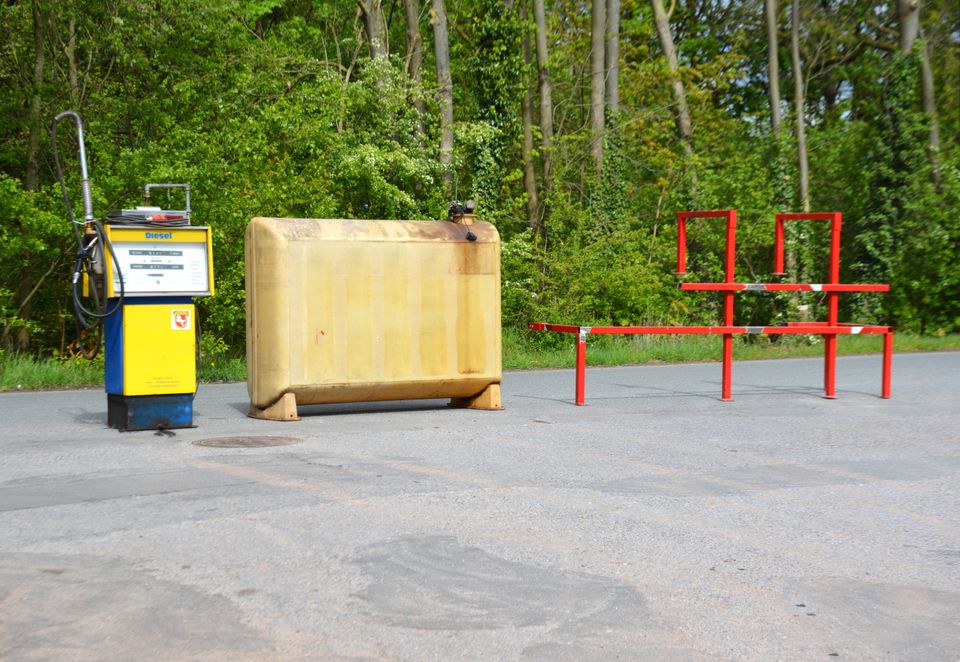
[449,383,503,410]
[248,392,300,421]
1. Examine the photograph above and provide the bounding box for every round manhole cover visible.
[193,436,302,448]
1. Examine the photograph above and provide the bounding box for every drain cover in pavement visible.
[193,436,302,448]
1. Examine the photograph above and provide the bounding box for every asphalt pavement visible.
[1,352,958,661]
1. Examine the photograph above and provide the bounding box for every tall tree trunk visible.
[768,0,796,288]
[521,22,540,233]
[589,0,606,172]
[897,0,920,52]
[650,0,694,163]
[403,0,426,134]
[357,0,388,59]
[533,0,554,190]
[765,0,782,137]
[919,36,941,189]
[898,1,942,188]
[790,0,810,212]
[521,89,539,230]
[605,0,620,115]
[403,0,423,84]
[26,0,46,193]
[18,0,46,351]
[431,0,454,188]
[65,17,79,104]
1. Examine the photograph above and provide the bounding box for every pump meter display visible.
[103,226,214,297]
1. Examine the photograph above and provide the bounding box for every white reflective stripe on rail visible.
[810,284,823,291]
[850,326,863,334]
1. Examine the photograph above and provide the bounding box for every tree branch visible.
[15,253,63,319]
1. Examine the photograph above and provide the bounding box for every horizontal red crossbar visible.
[784,321,884,328]
[775,212,841,222]
[677,209,735,220]
[679,283,890,293]
[530,319,893,405]
[530,323,890,335]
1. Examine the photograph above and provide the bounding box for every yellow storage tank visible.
[245,217,503,420]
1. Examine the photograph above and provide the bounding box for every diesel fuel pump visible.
[52,111,214,431]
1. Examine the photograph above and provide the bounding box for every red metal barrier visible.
[680,283,889,293]
[676,210,737,399]
[774,212,844,396]
[531,209,893,405]
[531,323,892,406]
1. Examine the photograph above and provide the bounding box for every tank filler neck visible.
[447,200,477,241]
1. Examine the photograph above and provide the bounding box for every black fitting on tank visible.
[448,200,477,241]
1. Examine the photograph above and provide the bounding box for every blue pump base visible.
[107,393,195,431]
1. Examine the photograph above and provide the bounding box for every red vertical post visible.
[882,331,893,399]
[677,210,738,401]
[823,212,842,399]
[773,217,785,275]
[722,335,733,401]
[575,328,587,406]
[676,216,687,274]
[722,210,736,401]
[775,212,847,398]
[828,213,842,284]
[724,210,737,285]
[823,338,837,399]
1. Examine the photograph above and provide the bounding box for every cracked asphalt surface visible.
[1,352,958,660]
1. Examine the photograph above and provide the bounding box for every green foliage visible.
[451,0,527,232]
[0,0,957,364]
[543,228,679,326]
[0,175,72,350]
[845,50,960,332]
[500,232,543,328]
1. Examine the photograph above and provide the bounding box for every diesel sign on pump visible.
[104,226,213,297]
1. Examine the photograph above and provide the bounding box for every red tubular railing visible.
[677,210,737,400]
[530,208,893,406]
[774,212,843,397]
[529,323,893,406]
[680,283,889,293]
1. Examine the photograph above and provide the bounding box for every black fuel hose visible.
[52,112,125,359]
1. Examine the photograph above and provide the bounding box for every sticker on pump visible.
[172,309,192,331]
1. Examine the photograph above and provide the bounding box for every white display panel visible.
[110,240,211,295]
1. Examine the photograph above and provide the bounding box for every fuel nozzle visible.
[448,199,477,241]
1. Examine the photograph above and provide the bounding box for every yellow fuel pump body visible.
[102,225,214,429]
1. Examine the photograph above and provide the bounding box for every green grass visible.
[0,354,106,392]
[0,353,247,392]
[1,332,958,392]
[197,357,247,383]
[502,328,960,370]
